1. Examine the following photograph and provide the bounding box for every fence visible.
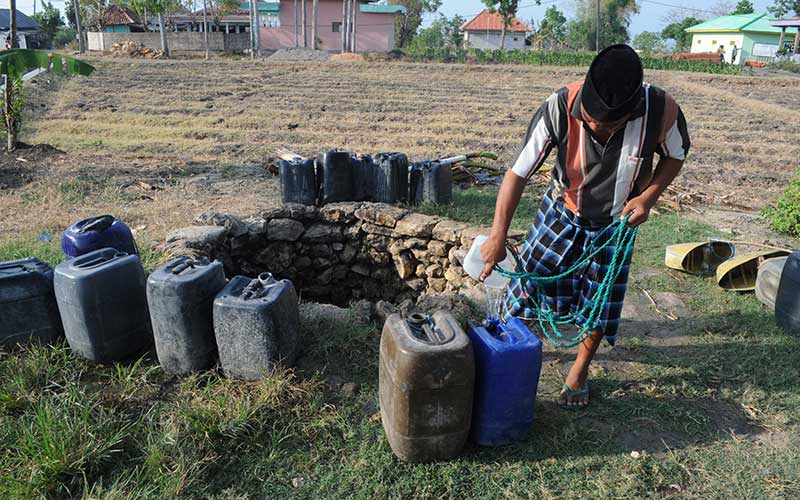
[87,32,250,53]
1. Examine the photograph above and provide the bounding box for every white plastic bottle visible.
[463,235,516,289]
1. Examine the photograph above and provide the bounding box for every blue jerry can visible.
[467,317,542,446]
[61,215,138,259]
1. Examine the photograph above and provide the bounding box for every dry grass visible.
[1,57,799,246]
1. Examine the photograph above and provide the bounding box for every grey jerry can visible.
[317,150,354,205]
[755,256,787,311]
[280,157,317,206]
[147,257,227,375]
[352,153,375,202]
[379,312,475,462]
[374,152,409,204]
[409,161,452,205]
[0,257,64,347]
[54,248,153,363]
[213,273,299,380]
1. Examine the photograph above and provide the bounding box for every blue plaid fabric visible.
[501,193,635,345]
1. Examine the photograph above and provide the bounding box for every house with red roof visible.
[461,9,530,50]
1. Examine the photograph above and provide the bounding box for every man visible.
[731,44,739,65]
[480,44,690,407]
[718,44,726,65]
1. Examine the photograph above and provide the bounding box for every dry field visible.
[2,58,800,498]
[1,58,799,245]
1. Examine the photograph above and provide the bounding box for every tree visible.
[534,5,567,49]
[661,16,703,53]
[732,0,754,14]
[632,31,666,54]
[567,0,639,51]
[483,0,520,50]
[408,14,465,50]
[388,0,443,49]
[32,2,65,47]
[768,0,800,17]
[131,0,180,57]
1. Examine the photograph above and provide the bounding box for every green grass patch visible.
[1,198,799,497]
[762,173,800,236]
[401,47,746,75]
[415,185,545,231]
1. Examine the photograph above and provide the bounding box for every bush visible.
[53,27,76,50]
[762,176,800,236]
[770,59,800,74]
[400,47,745,74]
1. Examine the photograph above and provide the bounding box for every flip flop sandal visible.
[559,383,589,408]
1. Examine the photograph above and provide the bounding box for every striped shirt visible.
[511,81,691,221]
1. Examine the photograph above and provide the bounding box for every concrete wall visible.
[464,30,527,50]
[260,0,396,52]
[689,33,747,64]
[87,31,250,52]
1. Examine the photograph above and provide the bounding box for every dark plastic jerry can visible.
[61,215,138,259]
[0,257,64,347]
[213,273,299,380]
[410,160,453,205]
[54,248,153,363]
[467,317,542,446]
[379,311,474,462]
[373,152,409,204]
[317,150,354,205]
[147,257,227,375]
[352,153,375,202]
[776,251,800,336]
[280,157,317,206]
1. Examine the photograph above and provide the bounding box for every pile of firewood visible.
[109,41,164,59]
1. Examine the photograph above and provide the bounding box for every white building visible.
[461,10,530,50]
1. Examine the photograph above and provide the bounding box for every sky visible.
[430,0,777,37]
[6,0,780,38]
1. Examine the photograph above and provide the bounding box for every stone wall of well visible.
[164,202,527,305]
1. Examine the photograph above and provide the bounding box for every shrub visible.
[762,176,800,236]
[400,47,745,75]
[53,27,76,50]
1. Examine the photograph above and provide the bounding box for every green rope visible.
[494,213,638,349]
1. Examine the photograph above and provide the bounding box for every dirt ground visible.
[1,57,799,243]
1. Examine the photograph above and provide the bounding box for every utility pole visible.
[595,0,600,53]
[301,0,307,48]
[294,0,298,47]
[75,0,84,53]
[341,0,348,53]
[249,0,256,59]
[203,0,209,59]
[9,0,17,48]
[311,0,318,50]
[348,0,354,52]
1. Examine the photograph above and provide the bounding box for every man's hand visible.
[480,235,507,282]
[621,195,653,227]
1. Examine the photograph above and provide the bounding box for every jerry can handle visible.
[73,251,126,269]
[78,215,115,234]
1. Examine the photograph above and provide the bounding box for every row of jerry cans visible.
[379,313,542,462]
[280,151,452,207]
[0,250,299,380]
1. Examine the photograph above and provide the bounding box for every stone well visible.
[163,202,527,306]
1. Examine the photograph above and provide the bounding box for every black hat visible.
[581,44,643,122]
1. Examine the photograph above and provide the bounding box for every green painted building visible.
[685,13,798,64]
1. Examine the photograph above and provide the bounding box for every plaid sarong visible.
[501,193,635,345]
